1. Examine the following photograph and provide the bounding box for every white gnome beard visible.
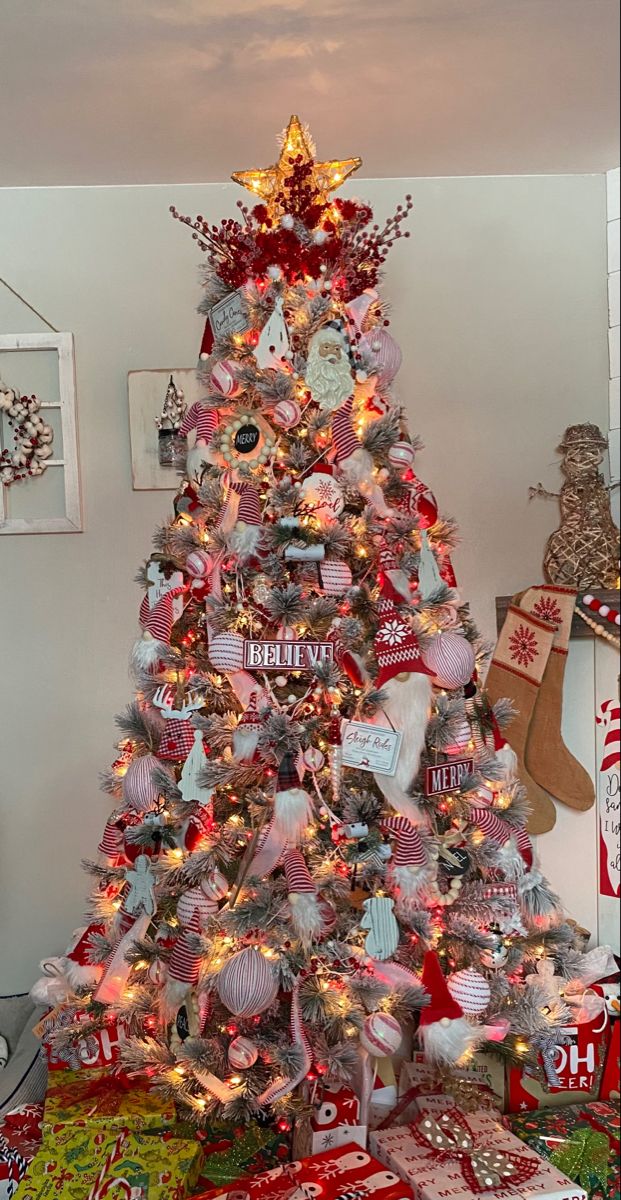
[273,786,314,842]
[372,673,432,824]
[338,447,394,517]
[495,743,518,778]
[185,443,215,482]
[131,635,168,673]
[63,958,103,990]
[419,1016,480,1066]
[305,353,354,411]
[289,891,323,944]
[233,725,260,763]
[228,521,262,559]
[161,977,193,1025]
[390,862,432,903]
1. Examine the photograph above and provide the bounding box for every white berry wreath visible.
[0,379,54,485]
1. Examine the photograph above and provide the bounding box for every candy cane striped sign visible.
[597,697,620,900]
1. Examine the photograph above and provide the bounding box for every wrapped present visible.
[506,1008,609,1112]
[16,1126,204,1199]
[599,1021,620,1103]
[398,1053,505,1117]
[196,1123,290,1187]
[190,1142,413,1200]
[0,1104,43,1200]
[370,1107,588,1200]
[505,1101,620,1200]
[33,1004,128,1071]
[41,1066,175,1140]
[311,1083,367,1152]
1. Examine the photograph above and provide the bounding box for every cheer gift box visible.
[505,1101,620,1200]
[369,1108,588,1200]
[190,1142,414,1200]
[16,1126,204,1199]
[40,1066,176,1141]
[506,1008,610,1112]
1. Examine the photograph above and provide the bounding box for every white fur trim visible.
[289,891,323,944]
[228,521,262,559]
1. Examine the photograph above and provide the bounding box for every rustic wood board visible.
[496,590,620,638]
[128,367,204,490]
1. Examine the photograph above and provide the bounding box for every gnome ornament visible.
[255,297,290,369]
[132,587,185,672]
[370,599,434,824]
[380,816,428,900]
[273,753,314,843]
[418,950,480,1065]
[233,692,263,763]
[378,546,411,605]
[218,476,264,560]
[283,849,323,944]
[179,402,219,482]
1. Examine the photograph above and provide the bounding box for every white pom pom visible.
[280,214,294,230]
[313,229,327,245]
[267,264,282,280]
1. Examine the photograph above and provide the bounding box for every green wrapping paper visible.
[505,1101,620,1200]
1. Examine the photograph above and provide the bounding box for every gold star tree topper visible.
[231,115,361,220]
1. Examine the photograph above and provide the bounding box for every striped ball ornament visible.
[422,631,476,689]
[360,1011,403,1057]
[208,632,245,673]
[201,869,229,902]
[122,754,164,813]
[185,549,212,578]
[216,947,278,1018]
[447,968,491,1015]
[228,1035,259,1070]
[388,440,415,471]
[272,398,301,429]
[177,887,217,929]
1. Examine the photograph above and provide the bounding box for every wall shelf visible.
[495,589,619,638]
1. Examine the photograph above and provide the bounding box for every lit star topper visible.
[231,115,361,220]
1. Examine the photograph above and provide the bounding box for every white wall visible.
[0,174,610,990]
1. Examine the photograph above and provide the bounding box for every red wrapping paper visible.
[190,1143,414,1200]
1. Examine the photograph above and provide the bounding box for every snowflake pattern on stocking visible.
[508,624,539,668]
[532,596,562,626]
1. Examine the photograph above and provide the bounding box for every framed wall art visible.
[128,367,203,490]
[0,332,82,535]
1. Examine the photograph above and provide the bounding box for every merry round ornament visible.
[216,411,276,474]
[216,947,278,1018]
[447,968,491,1015]
[422,631,476,689]
[360,1011,403,1057]
[228,1035,259,1070]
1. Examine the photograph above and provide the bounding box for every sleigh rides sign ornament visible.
[243,639,334,671]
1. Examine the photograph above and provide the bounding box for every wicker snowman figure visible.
[535,424,619,588]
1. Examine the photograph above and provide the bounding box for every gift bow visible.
[550,1126,610,1191]
[410,1109,540,1194]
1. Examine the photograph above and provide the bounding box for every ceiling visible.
[0,0,619,186]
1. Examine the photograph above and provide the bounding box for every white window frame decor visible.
[0,332,82,534]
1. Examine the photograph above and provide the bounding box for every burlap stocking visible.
[485,604,557,834]
[518,585,595,812]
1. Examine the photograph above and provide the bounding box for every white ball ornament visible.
[360,1012,403,1057]
[388,441,416,472]
[228,1035,259,1070]
[422,632,476,689]
[201,869,229,902]
[216,947,278,1018]
[210,360,241,398]
[280,215,295,230]
[447,968,491,1015]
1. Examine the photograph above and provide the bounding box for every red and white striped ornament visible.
[216,947,278,1018]
[201,869,229,902]
[185,549,212,579]
[596,698,620,771]
[98,820,125,861]
[360,1011,403,1056]
[422,631,476,689]
[470,806,512,847]
[303,746,325,772]
[388,440,415,471]
[228,1035,259,1070]
[360,328,402,387]
[208,631,245,673]
[447,968,491,1015]
[122,754,165,813]
[168,910,202,986]
[177,887,218,929]
[320,559,353,596]
[211,359,241,397]
[273,398,301,429]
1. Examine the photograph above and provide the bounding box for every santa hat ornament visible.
[418,950,480,1065]
[380,816,427,900]
[283,849,323,944]
[371,600,433,826]
[220,478,263,560]
[273,753,314,843]
[32,921,106,1005]
[233,692,263,763]
[132,587,184,673]
[163,909,202,1017]
[198,318,214,363]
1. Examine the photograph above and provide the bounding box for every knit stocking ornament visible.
[484,604,556,834]
[517,585,595,811]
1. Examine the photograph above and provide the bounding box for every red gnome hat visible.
[418,950,477,1065]
[133,587,184,673]
[283,850,322,946]
[374,599,434,688]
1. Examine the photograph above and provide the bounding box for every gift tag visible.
[209,289,249,339]
[341,721,402,776]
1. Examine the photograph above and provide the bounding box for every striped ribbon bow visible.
[410,1108,539,1194]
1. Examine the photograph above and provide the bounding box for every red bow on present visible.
[78,1069,137,1116]
[410,1108,540,1194]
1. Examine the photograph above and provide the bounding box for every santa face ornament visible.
[305,326,354,412]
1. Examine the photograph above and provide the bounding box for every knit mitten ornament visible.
[484,605,556,834]
[516,586,595,813]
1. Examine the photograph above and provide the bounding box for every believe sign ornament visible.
[424,757,474,797]
[243,639,334,671]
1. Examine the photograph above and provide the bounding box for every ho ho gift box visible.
[190,1142,414,1200]
[369,1106,589,1200]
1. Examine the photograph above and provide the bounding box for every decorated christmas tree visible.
[34,117,590,1133]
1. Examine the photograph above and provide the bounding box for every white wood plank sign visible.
[128,367,204,490]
